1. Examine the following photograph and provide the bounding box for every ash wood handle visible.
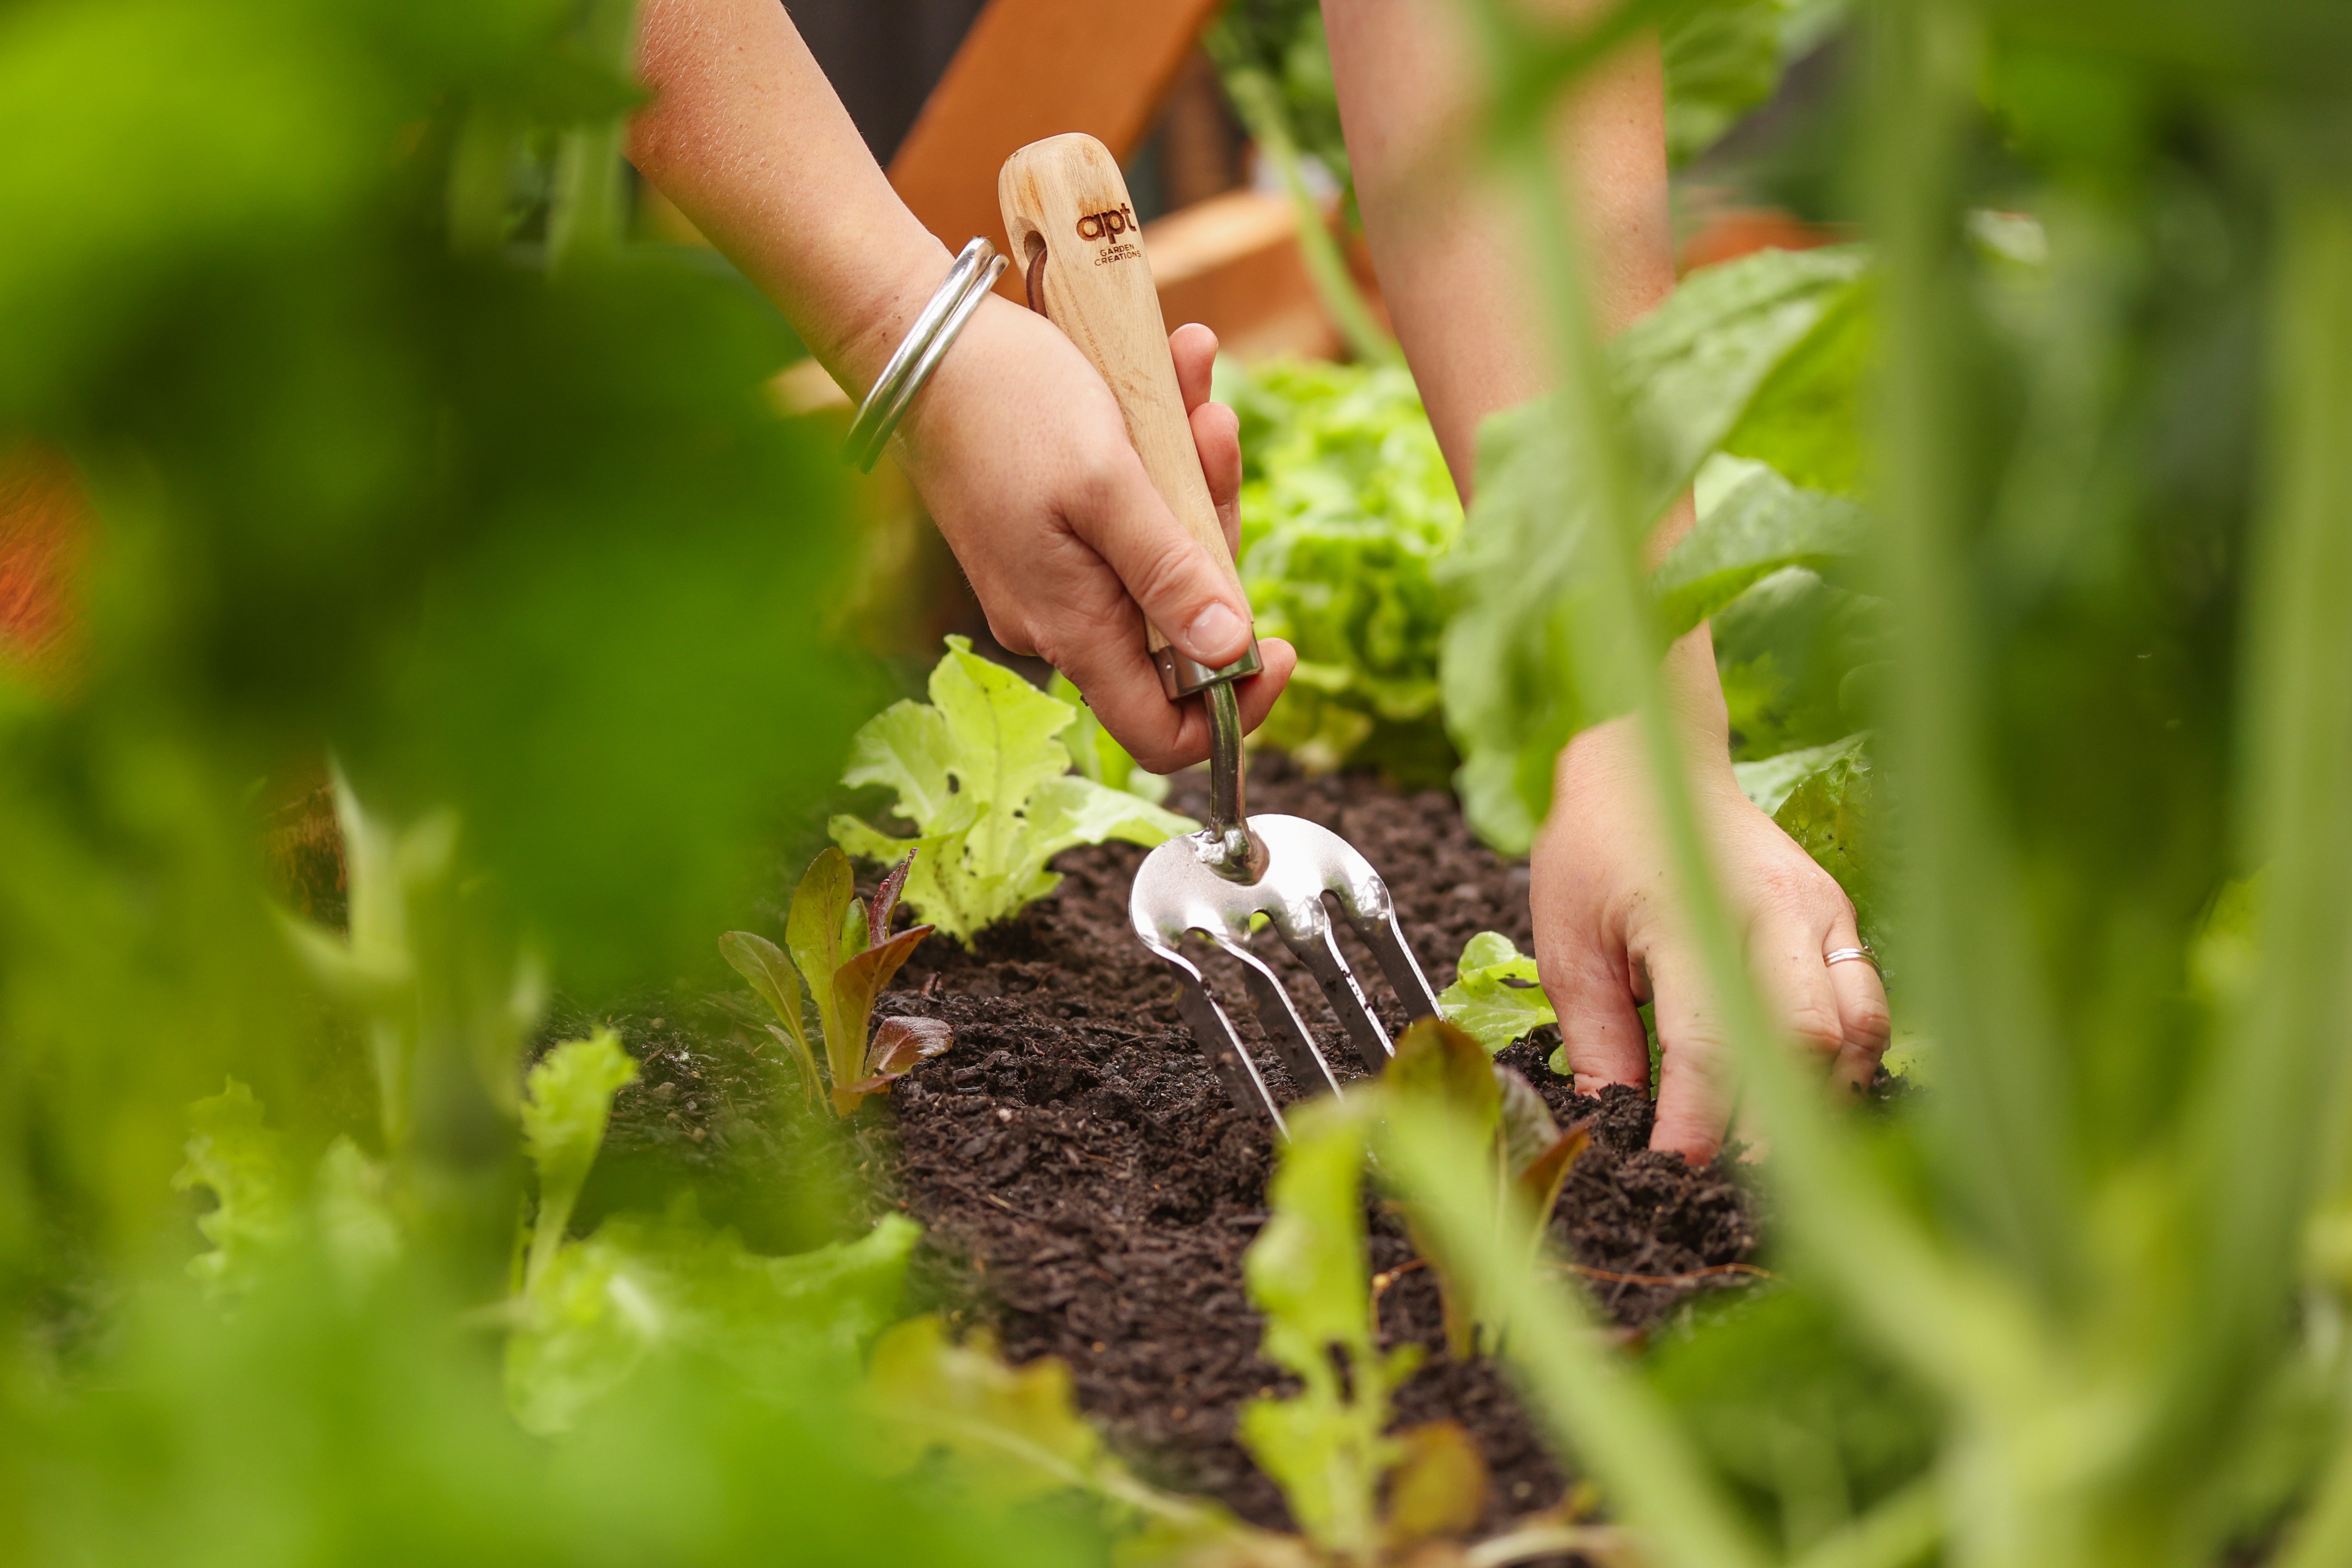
[998,133,1258,696]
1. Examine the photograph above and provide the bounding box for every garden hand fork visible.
[999,135,1443,1134]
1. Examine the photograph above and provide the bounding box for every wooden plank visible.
[888,0,1225,283]
[1144,190,1339,362]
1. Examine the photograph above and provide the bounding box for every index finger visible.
[1050,633,1298,775]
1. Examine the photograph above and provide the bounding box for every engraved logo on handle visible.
[1074,203,1142,266]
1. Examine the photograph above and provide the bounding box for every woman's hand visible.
[898,309,1292,772]
[1531,628,1890,1163]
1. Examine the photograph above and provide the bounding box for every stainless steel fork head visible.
[1129,814,1443,1133]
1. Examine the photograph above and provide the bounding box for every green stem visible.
[1221,66,1400,367]
[1866,0,2081,1318]
[2174,175,2352,1448]
[547,0,640,271]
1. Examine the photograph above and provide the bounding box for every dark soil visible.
[582,756,1770,1537]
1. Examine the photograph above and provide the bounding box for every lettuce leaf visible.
[1049,670,1169,804]
[521,1029,637,1288]
[1740,731,1885,957]
[172,1078,299,1298]
[830,637,1194,944]
[1436,931,1558,1053]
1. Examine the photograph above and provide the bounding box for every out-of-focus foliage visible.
[1234,1096,1508,1565]
[1220,358,1462,780]
[506,1199,921,1437]
[1236,1099,1424,1559]
[1645,1288,1940,1554]
[1385,0,2352,1565]
[517,1030,636,1287]
[1205,0,1350,196]
[0,0,884,1296]
[0,0,1098,1563]
[863,1314,1268,1557]
[1203,0,1400,365]
[1383,1019,1586,1359]
[169,1078,300,1298]
[280,771,547,1147]
[1439,244,1870,852]
[830,637,1195,944]
[1435,931,1558,1052]
[1662,0,1793,165]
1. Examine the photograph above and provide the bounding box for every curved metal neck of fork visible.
[1200,680,1267,884]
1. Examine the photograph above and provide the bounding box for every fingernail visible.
[1183,601,1246,662]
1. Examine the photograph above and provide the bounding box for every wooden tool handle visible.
[998,133,1257,695]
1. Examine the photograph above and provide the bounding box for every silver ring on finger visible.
[1824,944,1877,969]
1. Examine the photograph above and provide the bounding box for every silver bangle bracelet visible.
[842,238,1008,473]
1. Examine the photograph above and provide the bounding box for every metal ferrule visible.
[1153,639,1262,700]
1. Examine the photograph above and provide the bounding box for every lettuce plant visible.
[1221,357,1462,778]
[1733,730,1883,956]
[722,846,948,1116]
[829,637,1195,944]
[1048,671,1168,804]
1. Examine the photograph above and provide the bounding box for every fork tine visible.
[1351,904,1445,1022]
[1277,914,1393,1073]
[1210,934,1344,1099]
[1143,938,1288,1131]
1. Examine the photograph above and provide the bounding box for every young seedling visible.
[721,846,949,1116]
[1384,1018,1588,1359]
[1435,931,1557,1052]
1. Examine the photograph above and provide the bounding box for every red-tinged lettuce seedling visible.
[1384,1017,1588,1359]
[722,846,950,1116]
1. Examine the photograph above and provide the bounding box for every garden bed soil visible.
[588,757,1766,1537]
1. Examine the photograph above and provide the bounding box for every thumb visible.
[1069,446,1255,670]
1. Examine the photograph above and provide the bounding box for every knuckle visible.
[984,610,1035,656]
[1124,534,1208,610]
[1069,441,1134,514]
[1788,1002,1845,1054]
[1846,995,1893,1052]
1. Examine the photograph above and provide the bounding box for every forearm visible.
[629,0,950,395]
[1323,0,1677,518]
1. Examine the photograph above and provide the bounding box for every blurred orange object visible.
[889,0,1224,296]
[1679,206,1855,273]
[0,443,86,686]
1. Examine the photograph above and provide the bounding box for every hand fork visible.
[1000,135,1443,1134]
